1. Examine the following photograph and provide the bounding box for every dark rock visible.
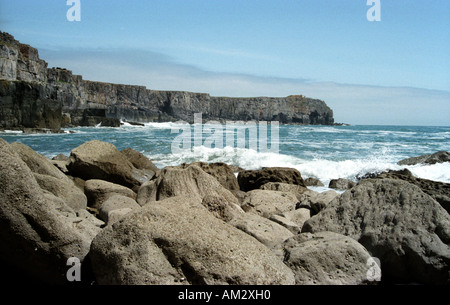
[398,151,450,166]
[304,177,324,187]
[302,178,450,285]
[328,178,356,190]
[0,80,62,131]
[237,167,306,192]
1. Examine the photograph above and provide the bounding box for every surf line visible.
[170,112,280,155]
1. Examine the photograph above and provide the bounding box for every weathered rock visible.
[50,160,69,174]
[282,208,312,231]
[179,161,240,192]
[398,151,450,165]
[230,213,295,248]
[84,179,136,211]
[98,194,141,225]
[302,178,450,285]
[10,142,87,210]
[201,194,244,222]
[90,196,295,285]
[304,177,324,187]
[269,214,302,234]
[375,169,450,214]
[138,164,239,207]
[33,173,87,211]
[302,190,340,215]
[238,167,306,192]
[260,181,311,195]
[67,140,151,188]
[120,147,159,173]
[241,189,298,218]
[0,138,102,284]
[328,178,355,190]
[277,232,381,285]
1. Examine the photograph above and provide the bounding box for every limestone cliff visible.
[0,31,334,129]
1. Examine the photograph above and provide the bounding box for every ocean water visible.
[1,124,449,188]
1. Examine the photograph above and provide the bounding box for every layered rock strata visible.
[1,31,335,131]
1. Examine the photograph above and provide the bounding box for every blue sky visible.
[0,0,449,125]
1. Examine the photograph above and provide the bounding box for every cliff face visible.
[0,31,334,129]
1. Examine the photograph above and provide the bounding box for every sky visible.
[0,0,449,126]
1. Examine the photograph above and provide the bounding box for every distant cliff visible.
[0,31,334,130]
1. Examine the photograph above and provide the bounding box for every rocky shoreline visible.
[0,138,448,285]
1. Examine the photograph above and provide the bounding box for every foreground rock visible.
[10,142,87,211]
[136,165,242,219]
[179,162,240,192]
[120,147,159,178]
[230,213,294,248]
[302,178,450,284]
[240,189,298,218]
[398,151,450,165]
[238,167,306,192]
[0,139,102,284]
[90,196,295,285]
[98,195,141,225]
[84,179,136,211]
[374,169,450,214]
[277,231,381,285]
[67,140,151,189]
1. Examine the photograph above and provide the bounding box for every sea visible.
[1,123,449,192]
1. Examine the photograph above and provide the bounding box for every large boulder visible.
[84,179,136,211]
[241,189,298,218]
[398,151,450,165]
[67,140,151,189]
[179,162,240,192]
[237,167,306,192]
[120,147,159,178]
[229,213,294,248]
[89,196,295,285]
[374,169,450,213]
[98,194,141,225]
[137,164,240,209]
[276,231,381,285]
[282,208,312,231]
[302,178,450,284]
[0,138,102,284]
[10,142,87,210]
[301,190,340,216]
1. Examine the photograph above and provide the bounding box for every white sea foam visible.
[152,145,431,186]
[406,163,450,184]
[2,130,24,134]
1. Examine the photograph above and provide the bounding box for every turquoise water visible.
[2,124,449,186]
